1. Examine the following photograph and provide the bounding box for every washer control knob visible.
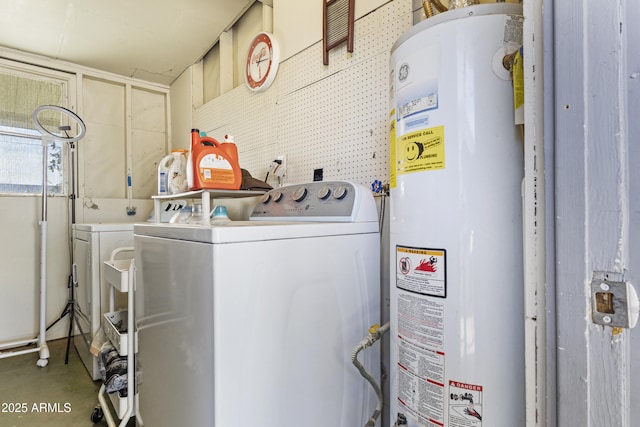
[272,191,284,203]
[317,186,331,200]
[333,185,348,200]
[260,193,271,204]
[292,187,308,202]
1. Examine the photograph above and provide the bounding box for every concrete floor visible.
[0,338,132,426]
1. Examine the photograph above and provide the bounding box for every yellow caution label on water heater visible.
[389,109,397,188]
[512,49,524,125]
[396,125,445,175]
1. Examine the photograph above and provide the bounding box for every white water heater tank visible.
[389,4,524,427]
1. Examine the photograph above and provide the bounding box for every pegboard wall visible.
[193,0,413,189]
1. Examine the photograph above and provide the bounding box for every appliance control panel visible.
[250,181,376,222]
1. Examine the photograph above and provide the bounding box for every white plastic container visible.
[210,205,231,225]
[186,203,204,224]
[389,4,524,427]
[168,150,188,194]
[157,155,172,195]
[170,203,193,224]
[158,150,188,195]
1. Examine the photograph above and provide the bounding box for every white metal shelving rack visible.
[93,247,137,426]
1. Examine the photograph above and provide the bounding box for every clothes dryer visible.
[72,223,133,380]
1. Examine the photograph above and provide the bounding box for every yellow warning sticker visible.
[512,49,524,125]
[396,125,445,175]
[389,110,397,188]
[512,50,524,111]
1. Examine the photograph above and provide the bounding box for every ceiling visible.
[0,0,254,86]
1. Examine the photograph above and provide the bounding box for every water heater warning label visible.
[397,246,446,298]
[395,290,446,427]
[449,380,483,427]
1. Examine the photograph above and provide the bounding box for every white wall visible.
[184,0,519,186]
[179,0,413,189]
[0,197,69,342]
[274,0,391,61]
[170,69,196,151]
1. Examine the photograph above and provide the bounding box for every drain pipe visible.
[352,322,390,427]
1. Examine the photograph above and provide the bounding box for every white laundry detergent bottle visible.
[157,154,173,195]
[158,150,188,195]
[167,149,188,194]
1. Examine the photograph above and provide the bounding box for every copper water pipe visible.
[422,0,448,19]
[431,0,449,13]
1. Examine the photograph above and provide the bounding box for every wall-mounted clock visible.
[245,32,280,92]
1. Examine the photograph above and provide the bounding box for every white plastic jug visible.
[157,154,173,195]
[167,150,188,194]
[158,150,188,195]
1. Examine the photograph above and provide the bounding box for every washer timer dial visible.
[317,186,331,200]
[292,187,308,202]
[333,185,348,200]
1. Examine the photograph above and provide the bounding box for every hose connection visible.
[352,322,390,427]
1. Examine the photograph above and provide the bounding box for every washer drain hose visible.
[352,322,390,427]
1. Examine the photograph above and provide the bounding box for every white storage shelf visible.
[96,252,136,427]
[103,311,130,356]
[104,259,131,292]
[151,189,265,223]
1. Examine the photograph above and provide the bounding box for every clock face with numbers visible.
[245,32,280,92]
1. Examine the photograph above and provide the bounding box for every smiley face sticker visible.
[397,125,445,174]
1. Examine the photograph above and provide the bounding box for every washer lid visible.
[73,222,135,232]
[133,220,378,244]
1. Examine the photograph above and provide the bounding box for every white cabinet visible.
[72,223,133,380]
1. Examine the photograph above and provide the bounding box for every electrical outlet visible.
[276,154,287,170]
[273,154,287,178]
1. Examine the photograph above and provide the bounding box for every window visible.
[0,63,73,195]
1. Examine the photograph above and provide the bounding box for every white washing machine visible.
[134,181,381,427]
[72,223,134,380]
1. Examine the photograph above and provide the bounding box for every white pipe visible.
[37,219,49,367]
[36,136,50,367]
[0,347,41,359]
[0,338,38,350]
[352,322,389,427]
